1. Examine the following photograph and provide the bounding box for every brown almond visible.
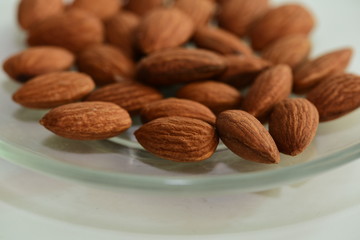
[135,116,219,162]
[250,4,315,50]
[85,81,163,115]
[306,74,360,122]
[13,72,95,109]
[27,9,104,52]
[294,48,353,93]
[136,48,227,85]
[219,55,272,88]
[40,101,132,140]
[140,98,216,125]
[216,110,280,164]
[18,0,64,30]
[136,8,194,54]
[261,35,311,69]
[105,11,140,59]
[176,81,242,115]
[193,27,253,56]
[269,98,319,156]
[125,0,164,16]
[70,0,121,20]
[218,0,269,37]
[3,46,74,82]
[242,65,292,119]
[174,0,216,28]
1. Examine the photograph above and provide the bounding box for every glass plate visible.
[0,0,359,193]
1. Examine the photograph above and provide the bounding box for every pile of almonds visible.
[3,0,360,164]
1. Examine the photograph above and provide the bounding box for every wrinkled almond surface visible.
[125,0,164,16]
[174,0,216,28]
[71,0,121,20]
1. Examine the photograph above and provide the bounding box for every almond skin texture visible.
[176,81,242,115]
[77,44,135,86]
[136,8,194,54]
[136,48,227,85]
[218,0,269,37]
[262,35,311,69]
[216,110,280,164]
[85,81,163,115]
[250,4,315,50]
[13,72,95,109]
[105,11,140,59]
[71,0,121,20]
[294,48,353,93]
[40,102,132,140]
[269,98,319,156]
[193,27,253,56]
[174,0,216,28]
[219,55,271,88]
[140,98,216,125]
[242,65,292,120]
[3,46,74,82]
[135,116,219,162]
[18,0,64,30]
[27,9,104,53]
[125,0,164,16]
[306,74,360,122]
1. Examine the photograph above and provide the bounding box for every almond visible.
[85,81,163,115]
[306,74,360,122]
[40,101,132,140]
[294,48,353,93]
[242,65,292,120]
[218,0,269,37]
[174,0,216,28]
[219,55,271,88]
[136,8,194,54]
[77,44,135,86]
[13,72,95,109]
[125,0,164,16]
[193,27,253,56]
[27,9,104,52]
[70,0,121,20]
[269,98,319,156]
[177,81,242,115]
[3,46,74,82]
[135,116,219,162]
[105,11,140,59]
[140,98,216,125]
[136,48,227,85]
[250,4,315,50]
[216,110,280,164]
[18,0,64,30]
[261,35,311,69]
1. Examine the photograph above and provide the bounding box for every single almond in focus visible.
[294,48,353,93]
[216,110,280,164]
[176,81,242,115]
[85,81,163,115]
[136,48,227,85]
[261,34,311,69]
[174,0,216,28]
[125,0,164,16]
[140,98,216,125]
[27,9,104,52]
[250,4,315,50]
[136,8,194,54]
[77,44,135,86]
[13,72,95,109]
[18,0,64,30]
[306,74,360,122]
[269,98,319,156]
[40,101,132,140]
[218,0,269,37]
[219,54,272,88]
[135,116,219,162]
[3,46,74,82]
[105,11,140,59]
[242,65,292,120]
[70,0,121,20]
[193,27,253,56]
